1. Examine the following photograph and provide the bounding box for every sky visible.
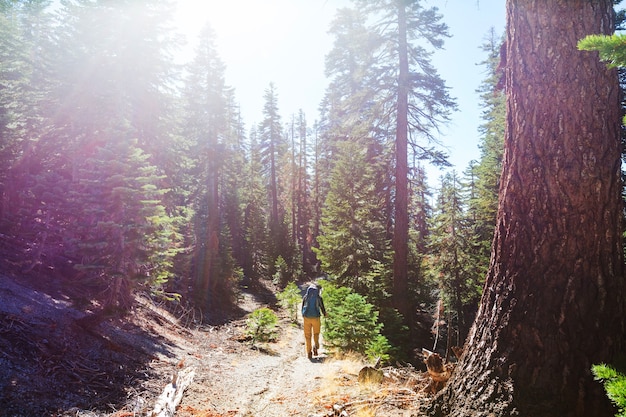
[174,0,506,182]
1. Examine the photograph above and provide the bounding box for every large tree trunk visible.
[429,1,625,416]
[393,0,410,321]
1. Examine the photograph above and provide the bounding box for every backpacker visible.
[302,286,321,318]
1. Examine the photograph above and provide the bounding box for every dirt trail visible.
[178,292,364,417]
[0,270,427,416]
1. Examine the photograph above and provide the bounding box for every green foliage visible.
[314,139,391,298]
[68,138,182,309]
[245,308,278,345]
[320,282,390,362]
[378,307,409,362]
[578,34,626,68]
[592,364,626,417]
[277,281,301,323]
[272,255,289,285]
[428,171,484,344]
[366,334,391,363]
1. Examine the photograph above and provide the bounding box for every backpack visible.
[302,286,321,318]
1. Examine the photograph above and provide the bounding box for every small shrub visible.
[592,363,626,417]
[277,281,301,323]
[321,282,390,361]
[366,334,392,363]
[272,256,290,285]
[245,308,278,345]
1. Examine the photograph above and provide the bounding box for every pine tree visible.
[0,1,57,225]
[321,282,390,360]
[242,128,270,281]
[220,89,247,283]
[314,138,390,300]
[258,83,290,271]
[467,28,505,262]
[428,172,482,352]
[345,0,456,321]
[68,137,180,310]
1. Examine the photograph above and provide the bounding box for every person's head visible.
[306,284,318,296]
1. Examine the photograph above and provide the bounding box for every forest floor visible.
[0,267,435,417]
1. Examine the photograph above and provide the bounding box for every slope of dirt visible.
[0,267,433,417]
[0,271,195,416]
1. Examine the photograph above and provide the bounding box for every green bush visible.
[245,308,278,345]
[593,364,626,417]
[277,281,301,323]
[321,282,390,362]
[272,255,289,285]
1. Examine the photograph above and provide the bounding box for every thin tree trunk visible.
[429,1,625,416]
[270,126,279,227]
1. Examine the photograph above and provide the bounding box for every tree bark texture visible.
[429,1,625,416]
[393,0,410,321]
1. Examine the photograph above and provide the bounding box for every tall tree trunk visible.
[291,119,297,247]
[429,1,625,416]
[299,116,310,276]
[270,135,278,227]
[393,0,410,321]
[198,150,220,310]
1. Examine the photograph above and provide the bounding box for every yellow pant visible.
[303,316,321,355]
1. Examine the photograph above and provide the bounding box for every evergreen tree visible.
[68,137,181,310]
[321,282,390,360]
[344,0,456,321]
[295,110,312,277]
[315,138,391,300]
[428,172,482,352]
[467,28,505,265]
[323,7,384,141]
[258,83,290,272]
[241,128,270,280]
[220,89,247,284]
[0,1,56,225]
[180,23,230,309]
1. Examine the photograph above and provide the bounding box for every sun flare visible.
[174,0,294,59]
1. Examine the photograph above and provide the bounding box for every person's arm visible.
[319,297,327,317]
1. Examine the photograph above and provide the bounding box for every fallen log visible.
[150,367,196,417]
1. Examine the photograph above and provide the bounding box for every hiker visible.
[301,284,326,360]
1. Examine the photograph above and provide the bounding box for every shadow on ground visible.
[0,273,182,416]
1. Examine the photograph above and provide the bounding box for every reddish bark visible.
[429,1,625,416]
[393,0,410,321]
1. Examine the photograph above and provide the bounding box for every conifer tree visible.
[0,1,56,225]
[242,128,270,280]
[258,83,290,271]
[315,138,390,299]
[68,137,180,310]
[346,0,456,321]
[467,29,505,264]
[220,89,247,280]
[180,23,235,309]
[428,172,482,350]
